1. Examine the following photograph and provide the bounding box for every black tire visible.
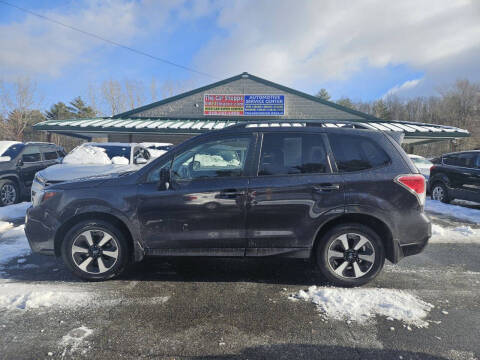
[316,224,385,287]
[430,182,451,203]
[0,179,20,206]
[61,220,129,281]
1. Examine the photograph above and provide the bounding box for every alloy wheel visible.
[327,233,376,279]
[432,186,444,201]
[1,184,17,205]
[71,229,119,274]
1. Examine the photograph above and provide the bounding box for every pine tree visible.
[45,102,73,120]
[68,96,96,118]
[315,88,331,101]
[336,97,355,109]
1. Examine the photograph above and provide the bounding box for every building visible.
[34,72,469,147]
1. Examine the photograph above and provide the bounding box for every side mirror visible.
[158,168,170,190]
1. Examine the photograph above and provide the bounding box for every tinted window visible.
[259,133,329,176]
[171,136,251,180]
[329,134,390,172]
[444,153,476,168]
[443,155,457,166]
[43,150,59,160]
[22,146,41,162]
[1,143,25,158]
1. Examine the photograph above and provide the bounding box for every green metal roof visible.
[33,117,470,141]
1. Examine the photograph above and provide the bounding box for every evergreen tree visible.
[336,97,355,109]
[45,102,73,120]
[315,88,331,101]
[68,96,96,118]
[373,99,392,120]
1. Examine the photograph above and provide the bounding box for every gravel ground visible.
[0,212,479,360]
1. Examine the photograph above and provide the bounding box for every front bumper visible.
[25,205,57,256]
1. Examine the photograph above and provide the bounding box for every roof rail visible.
[228,120,377,131]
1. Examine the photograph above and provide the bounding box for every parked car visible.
[140,142,174,158]
[408,154,433,181]
[0,141,65,206]
[429,150,480,203]
[31,142,152,206]
[25,123,430,286]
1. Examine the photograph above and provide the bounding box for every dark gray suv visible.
[25,123,431,286]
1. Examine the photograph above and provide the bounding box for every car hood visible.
[37,163,139,182]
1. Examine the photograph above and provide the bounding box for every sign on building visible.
[204,94,285,116]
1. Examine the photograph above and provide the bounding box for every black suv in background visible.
[25,123,430,286]
[0,142,66,206]
[429,150,480,203]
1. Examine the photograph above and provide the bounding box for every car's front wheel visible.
[0,179,19,206]
[316,224,385,287]
[61,220,129,281]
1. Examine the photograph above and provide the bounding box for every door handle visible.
[312,183,340,192]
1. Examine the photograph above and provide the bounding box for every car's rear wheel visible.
[316,224,385,287]
[431,182,450,203]
[0,179,19,206]
[61,220,129,281]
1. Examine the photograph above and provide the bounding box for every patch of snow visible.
[0,224,31,271]
[147,148,167,158]
[291,286,434,327]
[426,200,480,224]
[431,224,480,243]
[0,141,20,156]
[111,156,129,165]
[0,282,91,310]
[0,202,30,221]
[63,145,111,165]
[0,221,13,232]
[195,154,240,167]
[60,326,94,356]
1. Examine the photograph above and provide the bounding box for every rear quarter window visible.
[328,133,390,172]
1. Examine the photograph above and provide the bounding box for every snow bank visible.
[111,156,129,165]
[0,202,30,221]
[196,154,240,167]
[148,149,167,158]
[431,224,480,243]
[63,146,111,165]
[0,282,91,310]
[426,200,480,224]
[0,224,31,269]
[291,286,433,327]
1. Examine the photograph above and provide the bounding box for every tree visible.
[372,99,391,120]
[45,102,73,120]
[315,88,331,101]
[68,96,96,118]
[336,97,355,109]
[0,77,43,141]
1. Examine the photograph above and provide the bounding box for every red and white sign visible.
[204,94,244,116]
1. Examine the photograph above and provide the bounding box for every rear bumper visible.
[392,212,431,262]
[25,206,57,256]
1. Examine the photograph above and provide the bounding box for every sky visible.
[0,0,479,111]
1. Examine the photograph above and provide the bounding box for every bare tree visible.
[0,77,43,141]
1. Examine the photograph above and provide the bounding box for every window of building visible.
[259,133,329,176]
[329,134,390,172]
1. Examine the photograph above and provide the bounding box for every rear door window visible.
[259,133,329,176]
[43,148,60,160]
[328,133,390,172]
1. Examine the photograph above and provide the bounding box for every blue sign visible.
[244,95,285,116]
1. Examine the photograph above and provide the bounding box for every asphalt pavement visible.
[0,212,479,360]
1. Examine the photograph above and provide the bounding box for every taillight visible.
[395,174,426,207]
[430,165,436,172]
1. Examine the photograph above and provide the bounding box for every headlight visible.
[41,190,60,204]
[34,174,45,185]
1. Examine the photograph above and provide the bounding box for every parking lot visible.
[0,201,479,360]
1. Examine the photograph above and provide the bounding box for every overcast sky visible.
[0,0,479,109]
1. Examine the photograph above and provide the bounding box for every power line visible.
[0,0,218,79]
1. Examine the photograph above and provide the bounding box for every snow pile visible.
[426,200,480,224]
[0,202,30,221]
[111,156,129,165]
[0,224,31,270]
[291,286,434,327]
[0,282,91,310]
[0,221,13,232]
[196,154,240,167]
[431,224,480,243]
[63,146,111,165]
[60,326,94,356]
[0,141,20,156]
[148,149,167,158]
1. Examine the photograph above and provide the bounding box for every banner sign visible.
[204,94,285,116]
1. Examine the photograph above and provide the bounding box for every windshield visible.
[96,145,131,160]
[1,143,25,158]
[63,145,132,165]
